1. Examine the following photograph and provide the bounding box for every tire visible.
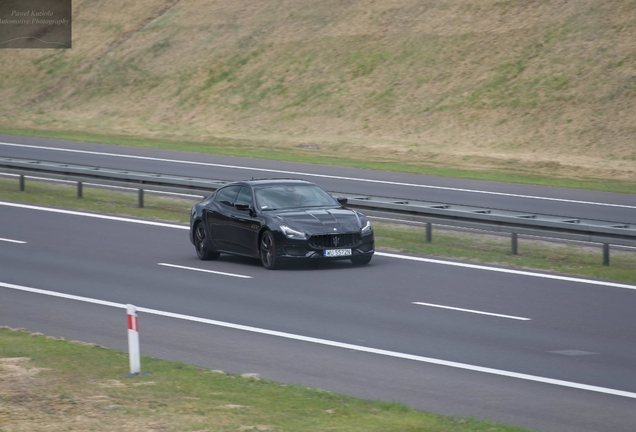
[260,230,280,270]
[194,222,220,261]
[350,254,372,266]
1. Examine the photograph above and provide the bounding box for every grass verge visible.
[0,327,531,431]
[376,223,636,284]
[2,127,636,195]
[1,177,634,284]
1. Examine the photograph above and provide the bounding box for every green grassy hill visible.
[1,0,635,183]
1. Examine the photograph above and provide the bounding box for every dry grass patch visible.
[374,221,636,283]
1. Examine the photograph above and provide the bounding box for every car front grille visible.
[309,232,361,249]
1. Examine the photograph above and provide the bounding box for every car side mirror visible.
[337,197,348,206]
[235,203,252,212]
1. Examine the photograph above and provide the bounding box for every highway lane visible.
[1,134,635,224]
[1,202,636,431]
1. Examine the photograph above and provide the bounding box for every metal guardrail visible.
[0,157,227,207]
[345,197,636,247]
[1,157,635,265]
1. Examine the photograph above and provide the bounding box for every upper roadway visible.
[0,134,634,225]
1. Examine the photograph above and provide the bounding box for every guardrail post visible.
[603,243,610,266]
[77,182,83,198]
[426,222,432,243]
[138,189,144,208]
[19,175,25,191]
[126,304,141,375]
[511,233,518,255]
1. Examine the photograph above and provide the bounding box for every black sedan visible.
[189,179,374,269]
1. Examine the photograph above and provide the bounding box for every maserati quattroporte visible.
[189,179,374,269]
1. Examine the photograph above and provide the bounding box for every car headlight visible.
[281,225,307,240]
[361,220,372,235]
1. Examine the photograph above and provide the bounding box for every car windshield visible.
[254,184,338,211]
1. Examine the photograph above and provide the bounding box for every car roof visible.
[230,179,314,187]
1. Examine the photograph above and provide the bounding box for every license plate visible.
[324,249,352,257]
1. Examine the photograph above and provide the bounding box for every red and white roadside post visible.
[127,304,141,375]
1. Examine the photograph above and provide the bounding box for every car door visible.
[206,185,241,251]
[226,186,261,255]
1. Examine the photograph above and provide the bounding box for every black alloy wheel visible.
[260,230,280,270]
[194,222,220,261]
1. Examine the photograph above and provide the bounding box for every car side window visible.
[215,185,241,207]
[236,187,253,207]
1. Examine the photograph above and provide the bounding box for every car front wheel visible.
[260,230,280,270]
[194,222,220,261]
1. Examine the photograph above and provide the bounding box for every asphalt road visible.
[1,201,636,432]
[1,134,635,224]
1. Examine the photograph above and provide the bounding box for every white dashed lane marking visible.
[158,263,253,279]
[412,302,531,321]
[0,237,26,244]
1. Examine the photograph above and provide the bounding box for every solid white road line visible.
[0,281,124,308]
[1,280,635,400]
[0,237,27,244]
[158,263,252,279]
[0,201,188,229]
[2,200,635,291]
[412,302,531,321]
[1,141,634,209]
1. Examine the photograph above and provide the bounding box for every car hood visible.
[275,208,361,234]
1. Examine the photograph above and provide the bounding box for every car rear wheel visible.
[260,230,280,270]
[194,222,220,261]
[351,255,372,265]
